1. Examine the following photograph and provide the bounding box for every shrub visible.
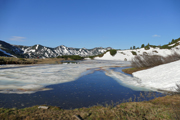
[160,45,171,49]
[109,49,117,56]
[121,52,125,55]
[98,53,104,57]
[89,56,95,59]
[69,55,83,60]
[144,45,150,50]
[88,51,107,59]
[153,50,158,53]
[141,44,145,48]
[57,55,84,60]
[131,51,137,55]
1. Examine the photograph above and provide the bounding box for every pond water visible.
[0,66,164,109]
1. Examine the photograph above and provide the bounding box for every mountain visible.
[0,40,112,58]
[0,40,28,58]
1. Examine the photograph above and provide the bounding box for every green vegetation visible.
[88,52,106,59]
[88,50,116,59]
[131,51,137,55]
[109,49,117,56]
[141,44,145,48]
[160,44,171,49]
[169,38,180,45]
[130,46,137,49]
[57,55,84,60]
[133,46,136,49]
[137,37,180,50]
[144,43,150,50]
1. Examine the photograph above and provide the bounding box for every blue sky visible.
[0,0,180,49]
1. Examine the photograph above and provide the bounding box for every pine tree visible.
[141,44,145,48]
[133,46,136,49]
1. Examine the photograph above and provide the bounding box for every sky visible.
[0,0,180,49]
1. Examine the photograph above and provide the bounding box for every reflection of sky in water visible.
[0,69,164,109]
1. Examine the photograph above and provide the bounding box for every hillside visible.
[0,40,27,58]
[95,38,180,61]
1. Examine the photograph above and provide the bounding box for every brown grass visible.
[122,67,148,74]
[0,57,65,65]
[34,58,64,64]
[1,94,180,119]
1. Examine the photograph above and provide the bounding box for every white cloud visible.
[152,34,161,37]
[9,36,26,42]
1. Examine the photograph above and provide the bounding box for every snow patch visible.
[36,44,39,49]
[133,60,180,92]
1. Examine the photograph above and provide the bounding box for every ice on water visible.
[1,59,179,94]
[0,60,131,94]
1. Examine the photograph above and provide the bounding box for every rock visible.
[38,106,49,109]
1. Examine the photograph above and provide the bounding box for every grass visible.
[122,67,148,74]
[0,57,68,65]
[0,94,180,119]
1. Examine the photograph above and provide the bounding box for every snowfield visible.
[132,60,180,92]
[94,43,180,61]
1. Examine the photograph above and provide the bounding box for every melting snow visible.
[0,60,130,94]
[133,60,180,92]
[95,44,180,61]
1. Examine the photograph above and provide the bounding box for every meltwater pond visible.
[0,67,164,109]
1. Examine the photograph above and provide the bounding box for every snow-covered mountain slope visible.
[16,44,112,58]
[0,40,112,58]
[132,60,180,92]
[95,40,180,61]
[0,40,25,57]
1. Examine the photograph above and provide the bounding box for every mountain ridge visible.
[0,40,112,58]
